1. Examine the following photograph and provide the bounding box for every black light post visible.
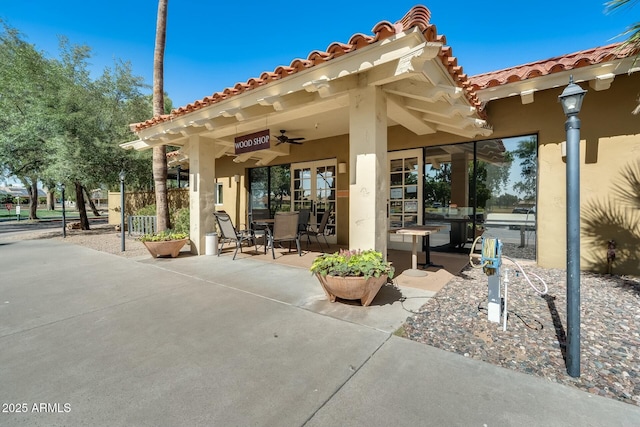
[176,165,181,188]
[558,75,587,378]
[119,170,126,252]
[61,183,66,238]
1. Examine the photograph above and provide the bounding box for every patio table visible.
[393,225,445,277]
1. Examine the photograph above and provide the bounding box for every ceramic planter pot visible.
[315,273,388,307]
[142,238,189,258]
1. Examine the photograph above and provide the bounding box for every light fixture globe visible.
[558,76,587,116]
[119,170,126,182]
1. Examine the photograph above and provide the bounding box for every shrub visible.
[135,204,156,216]
[172,207,190,234]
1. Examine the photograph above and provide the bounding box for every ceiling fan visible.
[274,130,305,145]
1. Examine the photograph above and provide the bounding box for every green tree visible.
[270,165,291,212]
[471,161,492,208]
[606,0,640,52]
[512,137,537,200]
[0,21,154,225]
[0,22,57,219]
[424,164,451,206]
[606,0,640,113]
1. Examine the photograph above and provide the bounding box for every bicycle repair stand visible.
[480,237,503,323]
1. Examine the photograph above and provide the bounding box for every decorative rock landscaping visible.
[402,264,640,406]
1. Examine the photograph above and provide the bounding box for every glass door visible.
[291,160,337,244]
[388,149,423,250]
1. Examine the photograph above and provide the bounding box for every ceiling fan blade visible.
[289,137,305,142]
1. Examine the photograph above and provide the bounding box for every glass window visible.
[248,164,291,216]
[215,182,223,205]
[478,135,537,259]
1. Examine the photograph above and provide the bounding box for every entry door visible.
[388,149,423,249]
[291,160,337,244]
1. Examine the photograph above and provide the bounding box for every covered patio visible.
[122,5,492,259]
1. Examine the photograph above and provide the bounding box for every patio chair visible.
[250,208,271,249]
[300,209,331,252]
[297,208,310,237]
[268,211,301,258]
[213,211,254,260]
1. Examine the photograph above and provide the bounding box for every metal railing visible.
[128,215,156,236]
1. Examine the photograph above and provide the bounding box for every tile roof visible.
[133,5,478,132]
[469,43,637,91]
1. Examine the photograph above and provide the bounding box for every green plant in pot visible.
[310,249,394,306]
[139,230,188,242]
[139,230,189,258]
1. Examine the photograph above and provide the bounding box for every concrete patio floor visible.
[1,237,639,426]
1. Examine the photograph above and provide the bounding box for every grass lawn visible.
[0,207,103,220]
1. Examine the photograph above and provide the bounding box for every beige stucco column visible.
[348,84,388,253]
[450,152,469,207]
[187,135,217,254]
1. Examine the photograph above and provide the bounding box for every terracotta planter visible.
[315,273,388,307]
[142,239,189,258]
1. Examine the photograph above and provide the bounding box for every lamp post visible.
[119,170,126,252]
[176,165,181,188]
[558,75,587,378]
[61,183,66,238]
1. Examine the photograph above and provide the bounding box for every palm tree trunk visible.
[153,0,171,232]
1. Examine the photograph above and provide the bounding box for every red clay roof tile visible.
[133,9,639,133]
[134,5,479,132]
[469,43,637,91]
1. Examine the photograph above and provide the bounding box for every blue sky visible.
[0,1,636,109]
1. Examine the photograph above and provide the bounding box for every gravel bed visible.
[402,263,640,407]
[6,223,151,259]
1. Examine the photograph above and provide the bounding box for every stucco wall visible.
[214,134,351,245]
[485,73,640,275]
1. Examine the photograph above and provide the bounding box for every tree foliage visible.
[424,163,451,207]
[606,0,640,53]
[512,137,537,200]
[0,21,154,226]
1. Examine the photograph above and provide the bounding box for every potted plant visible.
[139,230,189,258]
[310,249,395,306]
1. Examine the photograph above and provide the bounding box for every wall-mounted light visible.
[338,162,347,174]
[233,174,241,183]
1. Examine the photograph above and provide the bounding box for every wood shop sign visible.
[234,129,270,154]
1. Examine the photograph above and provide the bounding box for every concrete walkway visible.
[1,238,638,426]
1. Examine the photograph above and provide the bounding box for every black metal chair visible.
[250,208,271,250]
[213,211,254,260]
[297,208,310,238]
[300,210,331,252]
